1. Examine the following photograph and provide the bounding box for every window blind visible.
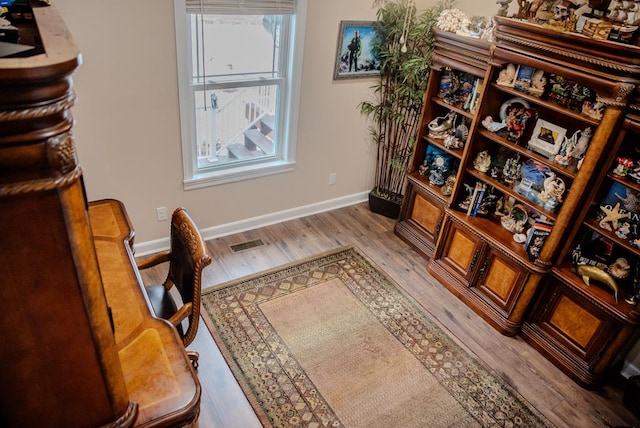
[186,0,295,15]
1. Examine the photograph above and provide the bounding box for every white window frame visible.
[173,0,307,190]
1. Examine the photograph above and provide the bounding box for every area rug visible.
[201,246,552,427]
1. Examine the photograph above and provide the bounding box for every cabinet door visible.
[396,185,447,256]
[411,189,444,240]
[476,247,528,316]
[435,217,485,285]
[524,278,620,378]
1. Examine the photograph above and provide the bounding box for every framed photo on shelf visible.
[527,119,567,158]
[513,65,535,92]
[333,21,381,80]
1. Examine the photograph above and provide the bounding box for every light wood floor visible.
[139,202,640,428]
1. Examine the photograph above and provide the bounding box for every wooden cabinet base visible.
[521,275,640,389]
[428,214,544,336]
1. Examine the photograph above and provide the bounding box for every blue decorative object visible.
[425,145,453,187]
[520,159,550,191]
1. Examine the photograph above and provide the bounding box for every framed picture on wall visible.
[333,21,381,80]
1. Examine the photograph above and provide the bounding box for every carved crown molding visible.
[495,33,640,76]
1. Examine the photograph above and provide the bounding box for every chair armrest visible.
[137,250,170,270]
[168,303,192,327]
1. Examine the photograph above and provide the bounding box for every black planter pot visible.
[368,191,402,219]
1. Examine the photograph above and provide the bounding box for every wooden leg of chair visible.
[187,351,199,370]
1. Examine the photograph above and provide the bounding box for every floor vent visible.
[230,239,265,253]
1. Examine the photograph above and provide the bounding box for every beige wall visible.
[53,0,500,247]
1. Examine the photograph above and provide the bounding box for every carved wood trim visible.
[0,166,82,197]
[178,221,198,255]
[495,33,640,76]
[435,44,490,65]
[595,83,637,108]
[0,90,75,122]
[100,401,138,428]
[47,132,78,175]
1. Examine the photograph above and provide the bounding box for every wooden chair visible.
[137,207,212,368]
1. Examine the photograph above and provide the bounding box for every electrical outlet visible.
[156,207,168,222]
[328,173,337,185]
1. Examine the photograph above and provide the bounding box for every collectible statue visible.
[542,1,578,32]
[502,157,521,184]
[428,111,457,139]
[473,150,491,173]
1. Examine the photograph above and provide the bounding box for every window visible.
[174,0,305,189]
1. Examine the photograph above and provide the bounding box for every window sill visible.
[183,160,296,190]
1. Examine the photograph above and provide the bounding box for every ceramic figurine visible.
[458,183,476,211]
[500,204,528,233]
[429,154,450,186]
[441,175,456,196]
[542,1,578,31]
[539,176,566,204]
[497,64,516,86]
[613,157,634,176]
[535,0,561,22]
[502,157,521,184]
[496,0,512,17]
[555,130,580,166]
[418,160,429,176]
[571,127,592,160]
[482,116,506,132]
[616,222,632,239]
[428,111,457,139]
[538,175,566,212]
[609,257,631,280]
[526,69,547,97]
[582,100,604,120]
[444,119,469,149]
[473,150,491,173]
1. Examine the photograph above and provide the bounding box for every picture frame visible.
[528,119,567,158]
[513,65,535,92]
[333,21,381,80]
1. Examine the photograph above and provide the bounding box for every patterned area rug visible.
[202,246,552,427]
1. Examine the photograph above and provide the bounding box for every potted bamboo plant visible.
[361,0,452,218]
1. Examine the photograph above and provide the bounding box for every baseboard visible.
[134,191,370,257]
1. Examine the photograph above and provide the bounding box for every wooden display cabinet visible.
[395,30,491,258]
[420,17,640,387]
[399,17,640,382]
[522,96,640,388]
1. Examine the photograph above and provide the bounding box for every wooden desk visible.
[89,199,201,427]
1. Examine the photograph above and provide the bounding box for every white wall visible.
[52,0,496,246]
